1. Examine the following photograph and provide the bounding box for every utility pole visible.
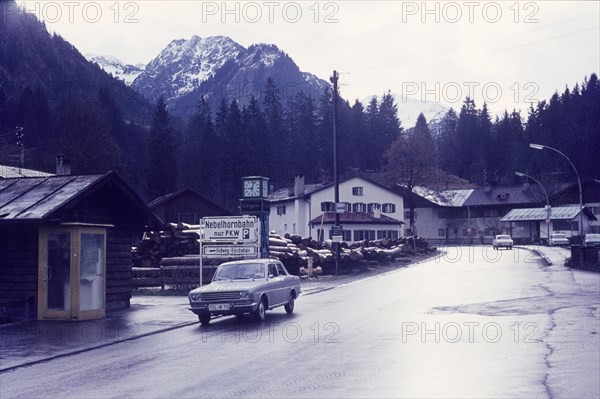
[331,70,340,275]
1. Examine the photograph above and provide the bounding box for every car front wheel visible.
[253,298,266,322]
[284,293,295,314]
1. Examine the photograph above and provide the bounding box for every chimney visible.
[294,175,305,196]
[373,207,381,219]
[56,155,71,176]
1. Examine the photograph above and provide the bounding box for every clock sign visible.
[241,176,269,199]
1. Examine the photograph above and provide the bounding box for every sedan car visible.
[188,259,301,325]
[584,233,600,247]
[492,234,513,250]
[549,233,570,246]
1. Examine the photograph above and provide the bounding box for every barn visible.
[0,171,162,322]
[148,188,231,224]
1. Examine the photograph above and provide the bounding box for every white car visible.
[549,233,570,246]
[492,234,513,250]
[584,233,600,247]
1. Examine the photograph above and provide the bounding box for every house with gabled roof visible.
[268,175,404,242]
[396,183,551,244]
[148,188,231,224]
[0,171,162,322]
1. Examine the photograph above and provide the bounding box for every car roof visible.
[219,258,279,266]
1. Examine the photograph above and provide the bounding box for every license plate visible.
[209,303,230,311]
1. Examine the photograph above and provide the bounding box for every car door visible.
[267,263,284,306]
[276,262,294,301]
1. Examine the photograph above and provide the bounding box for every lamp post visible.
[515,171,550,243]
[529,143,583,243]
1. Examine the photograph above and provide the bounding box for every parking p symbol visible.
[243,228,250,240]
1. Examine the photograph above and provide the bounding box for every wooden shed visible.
[148,188,231,224]
[0,171,162,322]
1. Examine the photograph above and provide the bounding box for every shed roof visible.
[147,188,231,215]
[500,205,597,222]
[0,172,162,226]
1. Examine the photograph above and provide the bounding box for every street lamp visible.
[515,171,550,243]
[529,143,584,242]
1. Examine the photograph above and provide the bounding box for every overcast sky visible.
[21,0,600,116]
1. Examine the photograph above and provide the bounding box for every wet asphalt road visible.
[1,246,598,398]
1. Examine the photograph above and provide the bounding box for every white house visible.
[269,175,405,242]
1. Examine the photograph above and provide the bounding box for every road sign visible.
[203,245,258,257]
[335,202,347,213]
[331,225,344,241]
[240,199,270,214]
[202,216,259,243]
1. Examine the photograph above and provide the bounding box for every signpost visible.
[197,216,260,286]
[331,225,344,242]
[202,216,259,243]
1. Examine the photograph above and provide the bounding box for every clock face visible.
[244,180,260,197]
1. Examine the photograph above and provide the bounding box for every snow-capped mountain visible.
[129,36,329,117]
[85,54,145,85]
[131,35,244,105]
[364,94,450,128]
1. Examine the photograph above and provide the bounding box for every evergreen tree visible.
[384,113,437,229]
[181,96,214,194]
[146,97,178,201]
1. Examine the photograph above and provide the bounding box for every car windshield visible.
[497,235,511,239]
[586,234,600,240]
[213,263,266,281]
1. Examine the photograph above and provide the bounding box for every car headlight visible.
[239,291,251,300]
[190,293,202,301]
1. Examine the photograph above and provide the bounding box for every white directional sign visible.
[201,216,259,243]
[203,245,258,257]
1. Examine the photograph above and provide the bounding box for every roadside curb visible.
[516,246,553,266]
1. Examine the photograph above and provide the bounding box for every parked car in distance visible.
[188,258,301,325]
[549,233,570,246]
[492,234,513,250]
[584,233,600,247]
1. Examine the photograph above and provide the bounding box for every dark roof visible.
[0,172,162,226]
[148,188,231,214]
[269,174,399,203]
[406,184,566,208]
[500,205,597,222]
[309,212,403,225]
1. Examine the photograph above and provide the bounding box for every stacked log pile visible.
[132,223,200,268]
[269,233,436,276]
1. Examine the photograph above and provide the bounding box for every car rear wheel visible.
[199,314,211,325]
[253,298,266,322]
[284,293,295,314]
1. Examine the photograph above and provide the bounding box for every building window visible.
[382,203,396,213]
[354,230,375,241]
[353,203,366,213]
[438,228,446,237]
[277,205,286,215]
[368,203,381,213]
[341,202,351,212]
[405,229,412,236]
[316,229,325,241]
[293,223,296,234]
[404,209,416,220]
[284,224,288,232]
[178,213,197,224]
[352,187,364,196]
[329,229,351,241]
[377,230,399,239]
[553,220,578,231]
[321,202,335,212]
